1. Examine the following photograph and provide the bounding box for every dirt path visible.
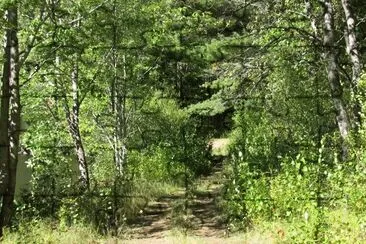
[126,163,227,241]
[127,190,185,239]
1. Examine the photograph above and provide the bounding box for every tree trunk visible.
[341,0,363,127]
[112,54,128,176]
[111,2,127,176]
[322,0,351,160]
[0,5,20,236]
[0,16,11,197]
[65,62,90,189]
[60,14,90,190]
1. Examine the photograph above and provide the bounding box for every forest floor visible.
[123,162,238,243]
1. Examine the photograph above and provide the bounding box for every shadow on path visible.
[127,162,227,239]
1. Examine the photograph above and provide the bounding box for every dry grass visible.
[3,223,274,244]
[117,229,275,244]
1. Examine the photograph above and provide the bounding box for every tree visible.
[0,0,49,233]
[341,0,363,128]
[321,0,350,159]
[0,2,20,235]
[63,57,90,189]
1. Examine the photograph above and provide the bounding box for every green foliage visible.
[224,144,366,241]
[2,220,101,244]
[128,148,171,181]
[2,0,366,241]
[270,155,319,220]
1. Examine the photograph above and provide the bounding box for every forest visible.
[0,0,366,243]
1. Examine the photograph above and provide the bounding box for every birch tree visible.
[321,0,351,159]
[63,59,90,189]
[341,0,363,127]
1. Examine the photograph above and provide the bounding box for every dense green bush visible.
[224,145,366,241]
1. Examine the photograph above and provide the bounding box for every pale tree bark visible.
[56,11,90,189]
[341,0,363,127]
[111,1,127,175]
[64,61,90,190]
[50,4,90,189]
[113,55,128,176]
[322,0,351,159]
[0,5,20,236]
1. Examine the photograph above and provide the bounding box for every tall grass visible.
[2,220,102,244]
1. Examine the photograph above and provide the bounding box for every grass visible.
[236,208,366,243]
[4,208,366,243]
[2,220,102,244]
[124,179,182,219]
[2,222,270,244]
[2,224,273,244]
[7,154,366,243]
[2,179,183,243]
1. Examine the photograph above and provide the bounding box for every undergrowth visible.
[1,220,101,244]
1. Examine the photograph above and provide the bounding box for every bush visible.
[224,145,366,242]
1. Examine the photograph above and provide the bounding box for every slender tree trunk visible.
[0,17,11,197]
[112,54,128,176]
[116,54,128,175]
[341,0,363,127]
[0,5,20,236]
[65,61,90,189]
[60,14,90,189]
[111,1,127,175]
[322,0,351,159]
